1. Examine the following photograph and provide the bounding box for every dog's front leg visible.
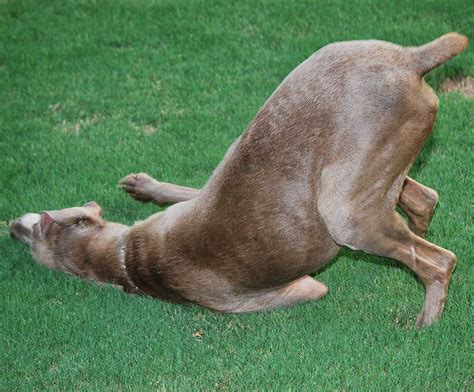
[119,173,200,204]
[398,177,439,237]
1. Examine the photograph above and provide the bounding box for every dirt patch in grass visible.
[142,124,158,134]
[132,122,159,134]
[440,76,474,99]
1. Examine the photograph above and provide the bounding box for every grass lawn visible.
[1,0,473,390]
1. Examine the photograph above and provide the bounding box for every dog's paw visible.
[118,173,161,203]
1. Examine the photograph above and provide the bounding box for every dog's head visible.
[11,201,130,282]
[10,201,104,246]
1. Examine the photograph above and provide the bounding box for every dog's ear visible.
[40,201,104,239]
[82,201,103,219]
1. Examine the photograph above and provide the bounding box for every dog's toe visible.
[118,173,138,187]
[119,173,160,203]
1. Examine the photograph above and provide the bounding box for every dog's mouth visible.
[10,213,41,245]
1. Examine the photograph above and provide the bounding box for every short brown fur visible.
[11,33,468,328]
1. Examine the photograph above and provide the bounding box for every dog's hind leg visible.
[325,209,456,328]
[221,276,329,313]
[398,177,439,237]
[119,173,200,204]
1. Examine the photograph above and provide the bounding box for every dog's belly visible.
[203,192,340,289]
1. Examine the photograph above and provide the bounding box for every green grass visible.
[1,0,473,390]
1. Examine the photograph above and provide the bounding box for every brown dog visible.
[11,33,468,328]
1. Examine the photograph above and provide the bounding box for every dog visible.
[11,33,468,328]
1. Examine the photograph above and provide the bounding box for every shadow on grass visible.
[314,243,416,278]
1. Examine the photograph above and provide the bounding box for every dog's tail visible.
[409,33,468,76]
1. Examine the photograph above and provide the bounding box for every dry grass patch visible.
[440,76,474,99]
